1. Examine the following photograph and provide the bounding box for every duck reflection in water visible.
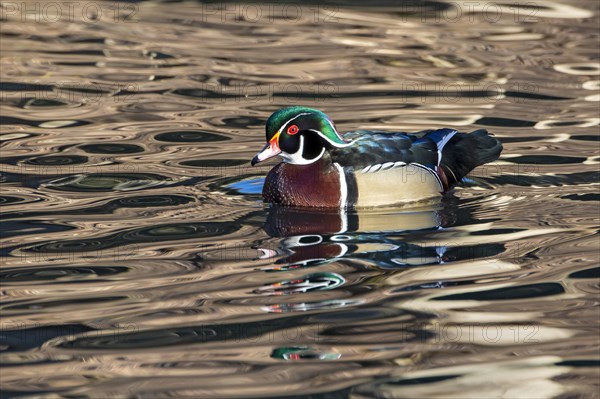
[253,196,504,312]
[254,201,452,317]
[257,200,450,272]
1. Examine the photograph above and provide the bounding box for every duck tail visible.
[438,129,503,189]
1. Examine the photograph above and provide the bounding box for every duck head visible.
[251,107,349,166]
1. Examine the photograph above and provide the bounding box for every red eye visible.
[287,125,299,135]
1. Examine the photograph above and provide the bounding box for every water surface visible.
[1,1,599,398]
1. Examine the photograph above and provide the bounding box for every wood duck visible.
[251,106,502,208]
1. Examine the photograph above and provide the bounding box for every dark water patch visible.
[155,63,192,68]
[19,98,69,108]
[317,77,388,85]
[212,55,319,64]
[0,196,27,205]
[21,221,240,255]
[6,239,107,257]
[505,91,572,101]
[55,315,322,350]
[498,136,546,143]
[57,86,111,96]
[45,49,105,56]
[568,267,600,279]
[0,324,97,352]
[247,388,353,399]
[90,73,171,82]
[121,101,201,113]
[43,173,169,192]
[180,159,248,168]
[114,195,194,208]
[387,374,462,386]
[171,88,244,99]
[4,296,127,312]
[556,360,600,367]
[486,171,600,187]
[79,143,144,154]
[432,282,565,301]
[320,320,432,344]
[0,82,54,92]
[541,120,597,128]
[310,307,404,324]
[114,89,167,98]
[120,224,234,240]
[0,265,129,283]
[1,116,42,127]
[561,193,600,202]
[61,36,106,44]
[570,66,597,72]
[1,154,60,166]
[476,117,536,127]
[0,220,75,239]
[221,116,264,129]
[0,31,22,37]
[154,131,229,143]
[54,61,98,66]
[571,135,600,142]
[4,195,195,219]
[24,155,89,166]
[505,155,587,165]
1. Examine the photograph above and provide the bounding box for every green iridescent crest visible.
[265,106,347,147]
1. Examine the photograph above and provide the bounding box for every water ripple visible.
[1,1,598,398]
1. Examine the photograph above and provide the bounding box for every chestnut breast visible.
[262,157,342,207]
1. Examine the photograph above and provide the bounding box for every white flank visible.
[412,162,444,191]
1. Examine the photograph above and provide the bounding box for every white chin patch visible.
[281,135,325,165]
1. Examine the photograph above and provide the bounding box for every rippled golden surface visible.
[1,1,599,398]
